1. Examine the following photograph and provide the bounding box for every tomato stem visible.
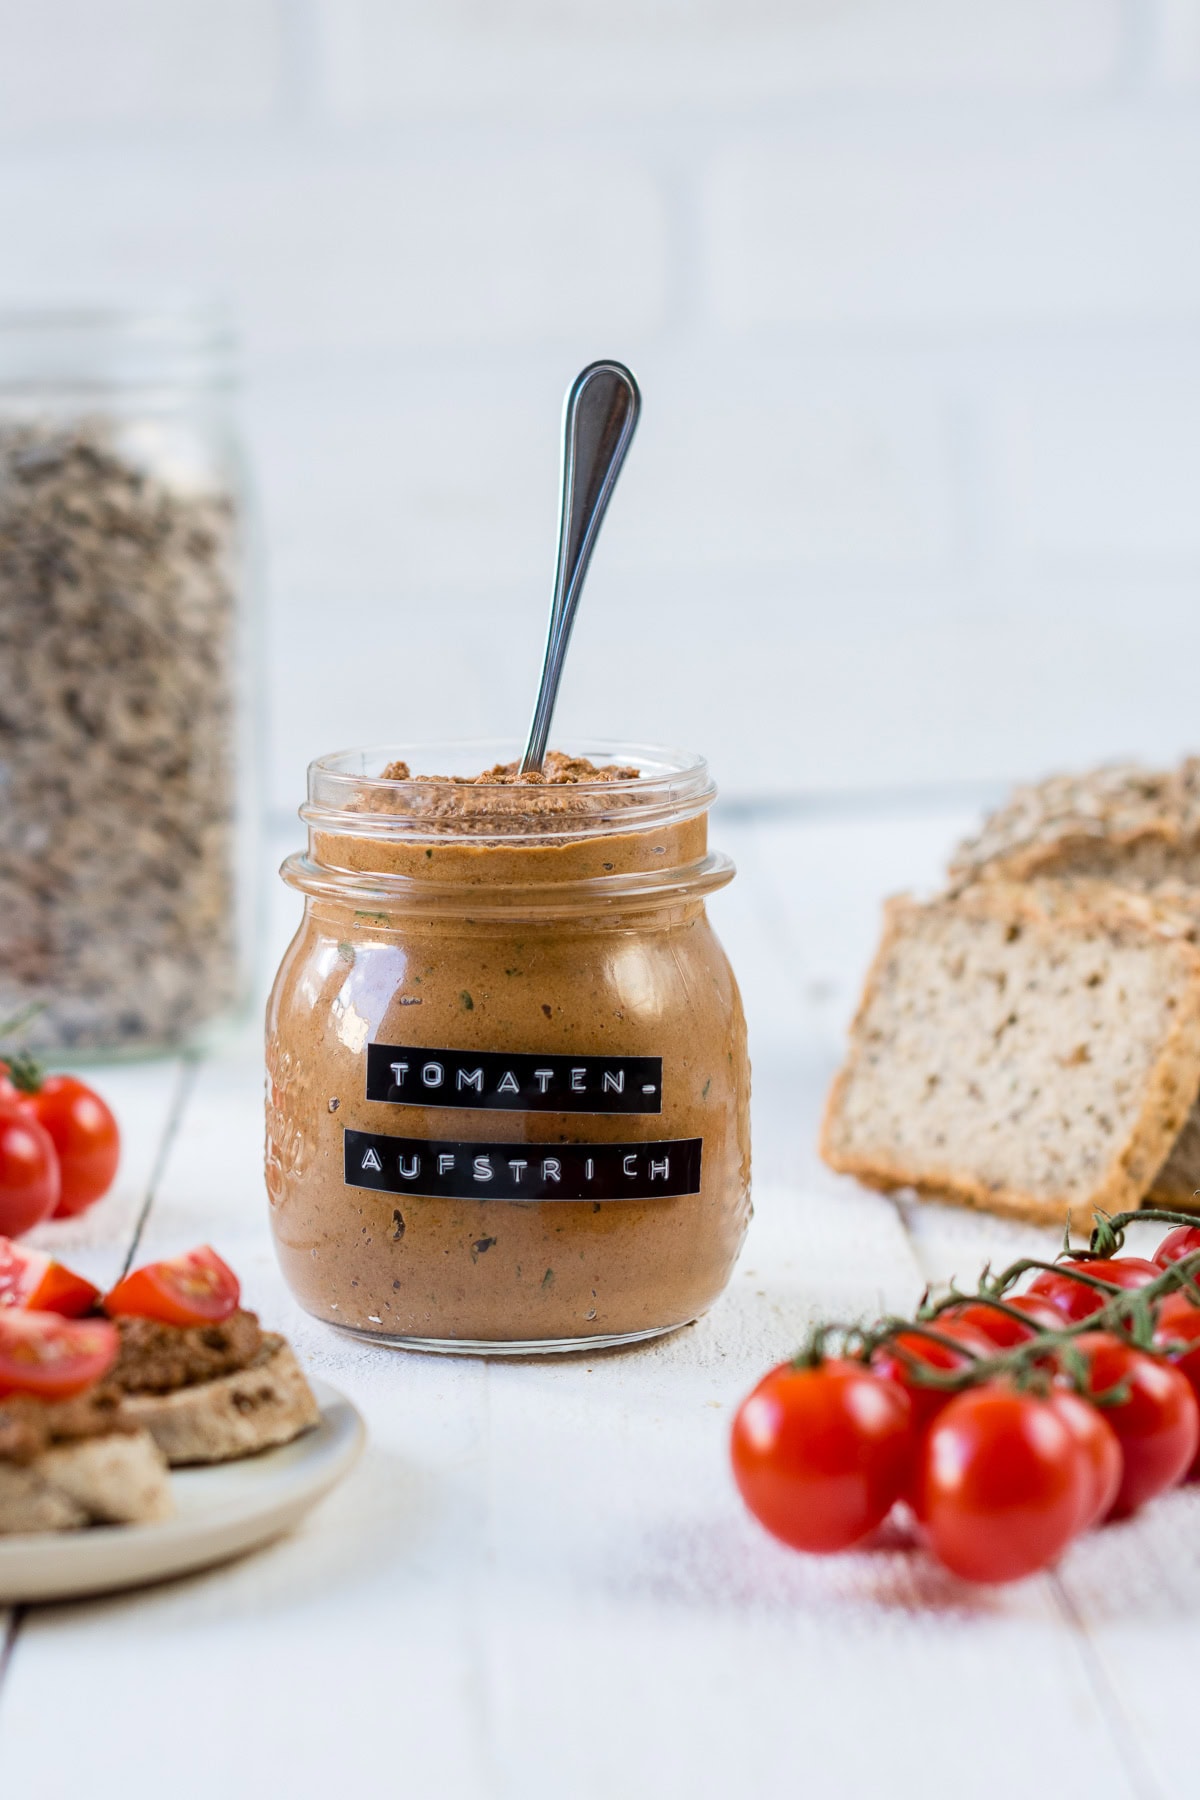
[818,1242,1200,1397]
[2,1052,43,1094]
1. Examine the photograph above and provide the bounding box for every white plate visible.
[0,1380,365,1605]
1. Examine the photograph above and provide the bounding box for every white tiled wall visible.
[1,0,1199,810]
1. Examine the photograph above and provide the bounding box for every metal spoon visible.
[519,359,641,774]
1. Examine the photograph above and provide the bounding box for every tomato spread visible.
[266,744,751,1352]
[0,1389,131,1464]
[112,1310,263,1394]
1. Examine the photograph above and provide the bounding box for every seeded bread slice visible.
[949,759,1200,890]
[0,1430,172,1535]
[119,1335,321,1467]
[820,882,1200,1226]
[949,760,1200,1207]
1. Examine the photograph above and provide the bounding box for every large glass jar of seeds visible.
[0,307,256,1053]
[266,743,752,1353]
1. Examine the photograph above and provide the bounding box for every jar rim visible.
[0,302,236,394]
[303,738,717,845]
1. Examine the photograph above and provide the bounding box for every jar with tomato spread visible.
[265,742,751,1352]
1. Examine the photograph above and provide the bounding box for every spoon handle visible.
[519,360,641,775]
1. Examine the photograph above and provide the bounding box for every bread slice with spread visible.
[111,1315,320,1466]
[820,881,1200,1226]
[0,1242,322,1532]
[101,1246,320,1467]
[0,1312,172,1534]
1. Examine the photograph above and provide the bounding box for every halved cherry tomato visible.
[1070,1332,1200,1516]
[944,1294,1064,1349]
[0,1107,60,1238]
[870,1320,993,1433]
[0,1309,118,1399]
[1153,1291,1200,1480]
[731,1360,913,1553]
[1154,1226,1200,1273]
[1047,1387,1123,1531]
[1028,1257,1160,1324]
[12,1074,120,1218]
[920,1386,1089,1584]
[0,1237,100,1318]
[104,1245,240,1327]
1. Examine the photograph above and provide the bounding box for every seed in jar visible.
[0,418,239,1050]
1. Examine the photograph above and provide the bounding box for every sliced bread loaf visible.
[950,759,1200,890]
[820,882,1200,1226]
[950,761,1200,1209]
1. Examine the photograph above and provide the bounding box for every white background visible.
[2,0,1199,811]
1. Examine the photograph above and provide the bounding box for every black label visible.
[365,1044,663,1115]
[344,1128,702,1201]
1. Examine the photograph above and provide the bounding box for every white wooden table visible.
[3,804,1196,1800]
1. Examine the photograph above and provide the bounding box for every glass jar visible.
[266,741,752,1353]
[0,306,256,1054]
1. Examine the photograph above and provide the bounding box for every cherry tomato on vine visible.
[1047,1388,1123,1530]
[1153,1292,1200,1480]
[731,1360,913,1553]
[0,1107,59,1238]
[0,1309,117,1400]
[12,1075,120,1218]
[870,1320,992,1433]
[0,1237,100,1318]
[1154,1226,1200,1272]
[920,1386,1089,1584]
[1028,1257,1159,1324]
[1070,1332,1199,1516]
[944,1294,1064,1349]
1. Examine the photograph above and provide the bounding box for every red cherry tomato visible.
[1153,1291,1200,1480]
[945,1294,1064,1349]
[1047,1388,1123,1531]
[920,1386,1089,1584]
[0,1237,100,1318]
[103,1245,240,1328]
[1028,1257,1159,1324]
[870,1320,992,1433]
[731,1360,913,1553]
[1071,1332,1200,1516]
[1154,1226,1200,1272]
[0,1106,60,1238]
[0,1308,118,1399]
[14,1075,120,1218]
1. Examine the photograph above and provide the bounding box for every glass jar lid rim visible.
[0,301,232,332]
[303,738,717,845]
[310,737,709,790]
[0,303,236,392]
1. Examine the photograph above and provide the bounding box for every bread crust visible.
[820,883,1200,1227]
[949,760,1200,889]
[119,1335,321,1467]
[1147,1102,1200,1210]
